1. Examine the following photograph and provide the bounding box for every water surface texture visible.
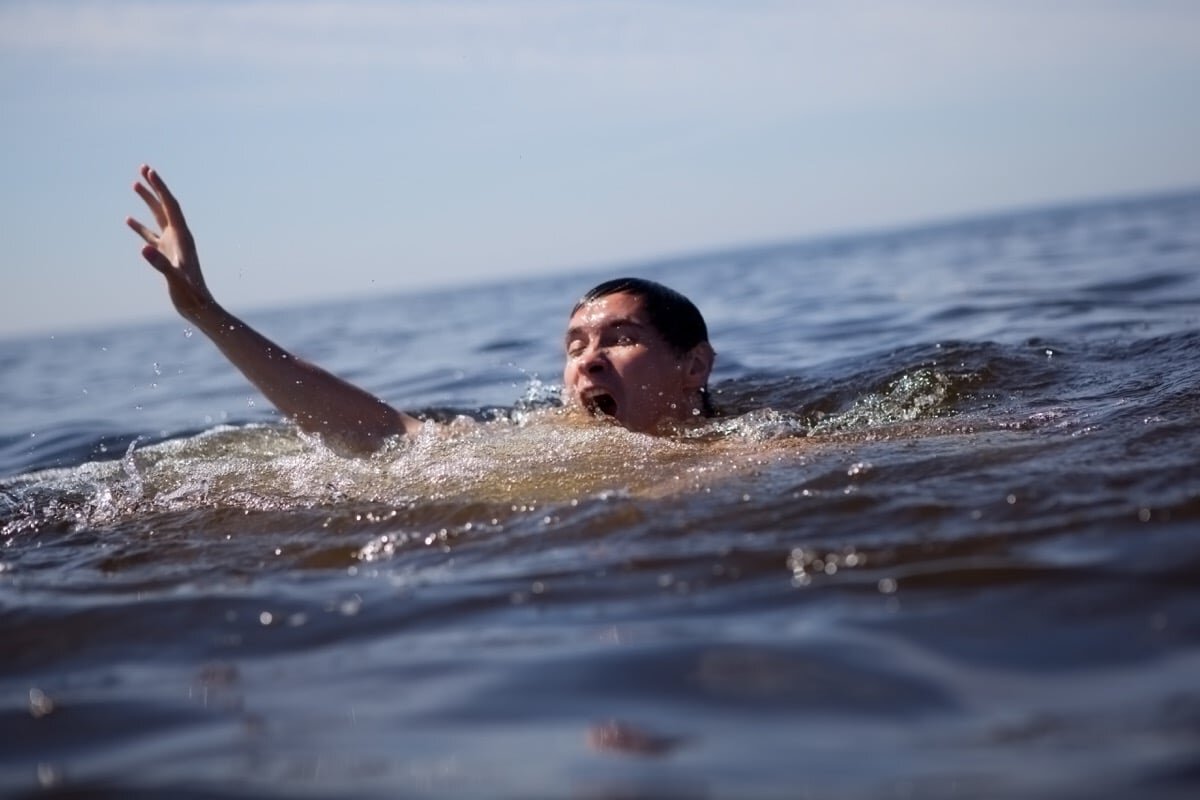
[3,191,1200,798]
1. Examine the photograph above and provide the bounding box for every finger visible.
[142,165,188,228]
[126,216,159,246]
[133,181,167,229]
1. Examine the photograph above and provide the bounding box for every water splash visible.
[808,368,958,434]
[0,413,765,536]
[0,366,982,539]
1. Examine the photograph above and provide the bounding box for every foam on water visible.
[1,367,979,540]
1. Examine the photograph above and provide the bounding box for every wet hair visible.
[573,277,716,415]
[574,278,709,355]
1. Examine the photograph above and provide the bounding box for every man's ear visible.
[682,343,715,391]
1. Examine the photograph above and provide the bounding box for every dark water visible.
[3,191,1200,798]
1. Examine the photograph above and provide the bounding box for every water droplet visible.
[28,689,55,718]
[259,612,273,625]
[152,362,162,376]
[36,763,61,788]
[878,578,898,594]
[183,327,194,338]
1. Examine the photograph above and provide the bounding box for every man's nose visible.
[580,345,608,373]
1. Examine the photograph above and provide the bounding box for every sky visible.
[1,0,1198,339]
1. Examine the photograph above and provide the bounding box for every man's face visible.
[562,292,707,434]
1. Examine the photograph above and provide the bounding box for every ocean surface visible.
[3,190,1200,798]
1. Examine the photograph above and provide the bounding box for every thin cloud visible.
[4,0,1198,111]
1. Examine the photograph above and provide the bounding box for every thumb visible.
[141,245,173,275]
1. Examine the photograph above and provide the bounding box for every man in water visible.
[126,165,716,454]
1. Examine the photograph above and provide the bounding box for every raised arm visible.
[125,165,420,454]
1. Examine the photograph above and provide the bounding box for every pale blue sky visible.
[2,0,1198,338]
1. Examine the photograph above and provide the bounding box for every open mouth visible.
[582,389,618,418]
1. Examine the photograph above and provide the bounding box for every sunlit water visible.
[3,191,1200,798]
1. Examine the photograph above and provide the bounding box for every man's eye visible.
[616,334,635,345]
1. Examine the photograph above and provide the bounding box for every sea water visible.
[2,191,1199,798]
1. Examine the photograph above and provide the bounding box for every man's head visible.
[563,278,715,434]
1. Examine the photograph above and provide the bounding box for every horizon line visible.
[5,179,1197,345]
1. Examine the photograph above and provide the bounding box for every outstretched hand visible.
[122,163,415,450]
[126,165,214,319]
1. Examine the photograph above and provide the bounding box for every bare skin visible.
[126,165,419,454]
[127,165,714,453]
[563,293,714,434]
